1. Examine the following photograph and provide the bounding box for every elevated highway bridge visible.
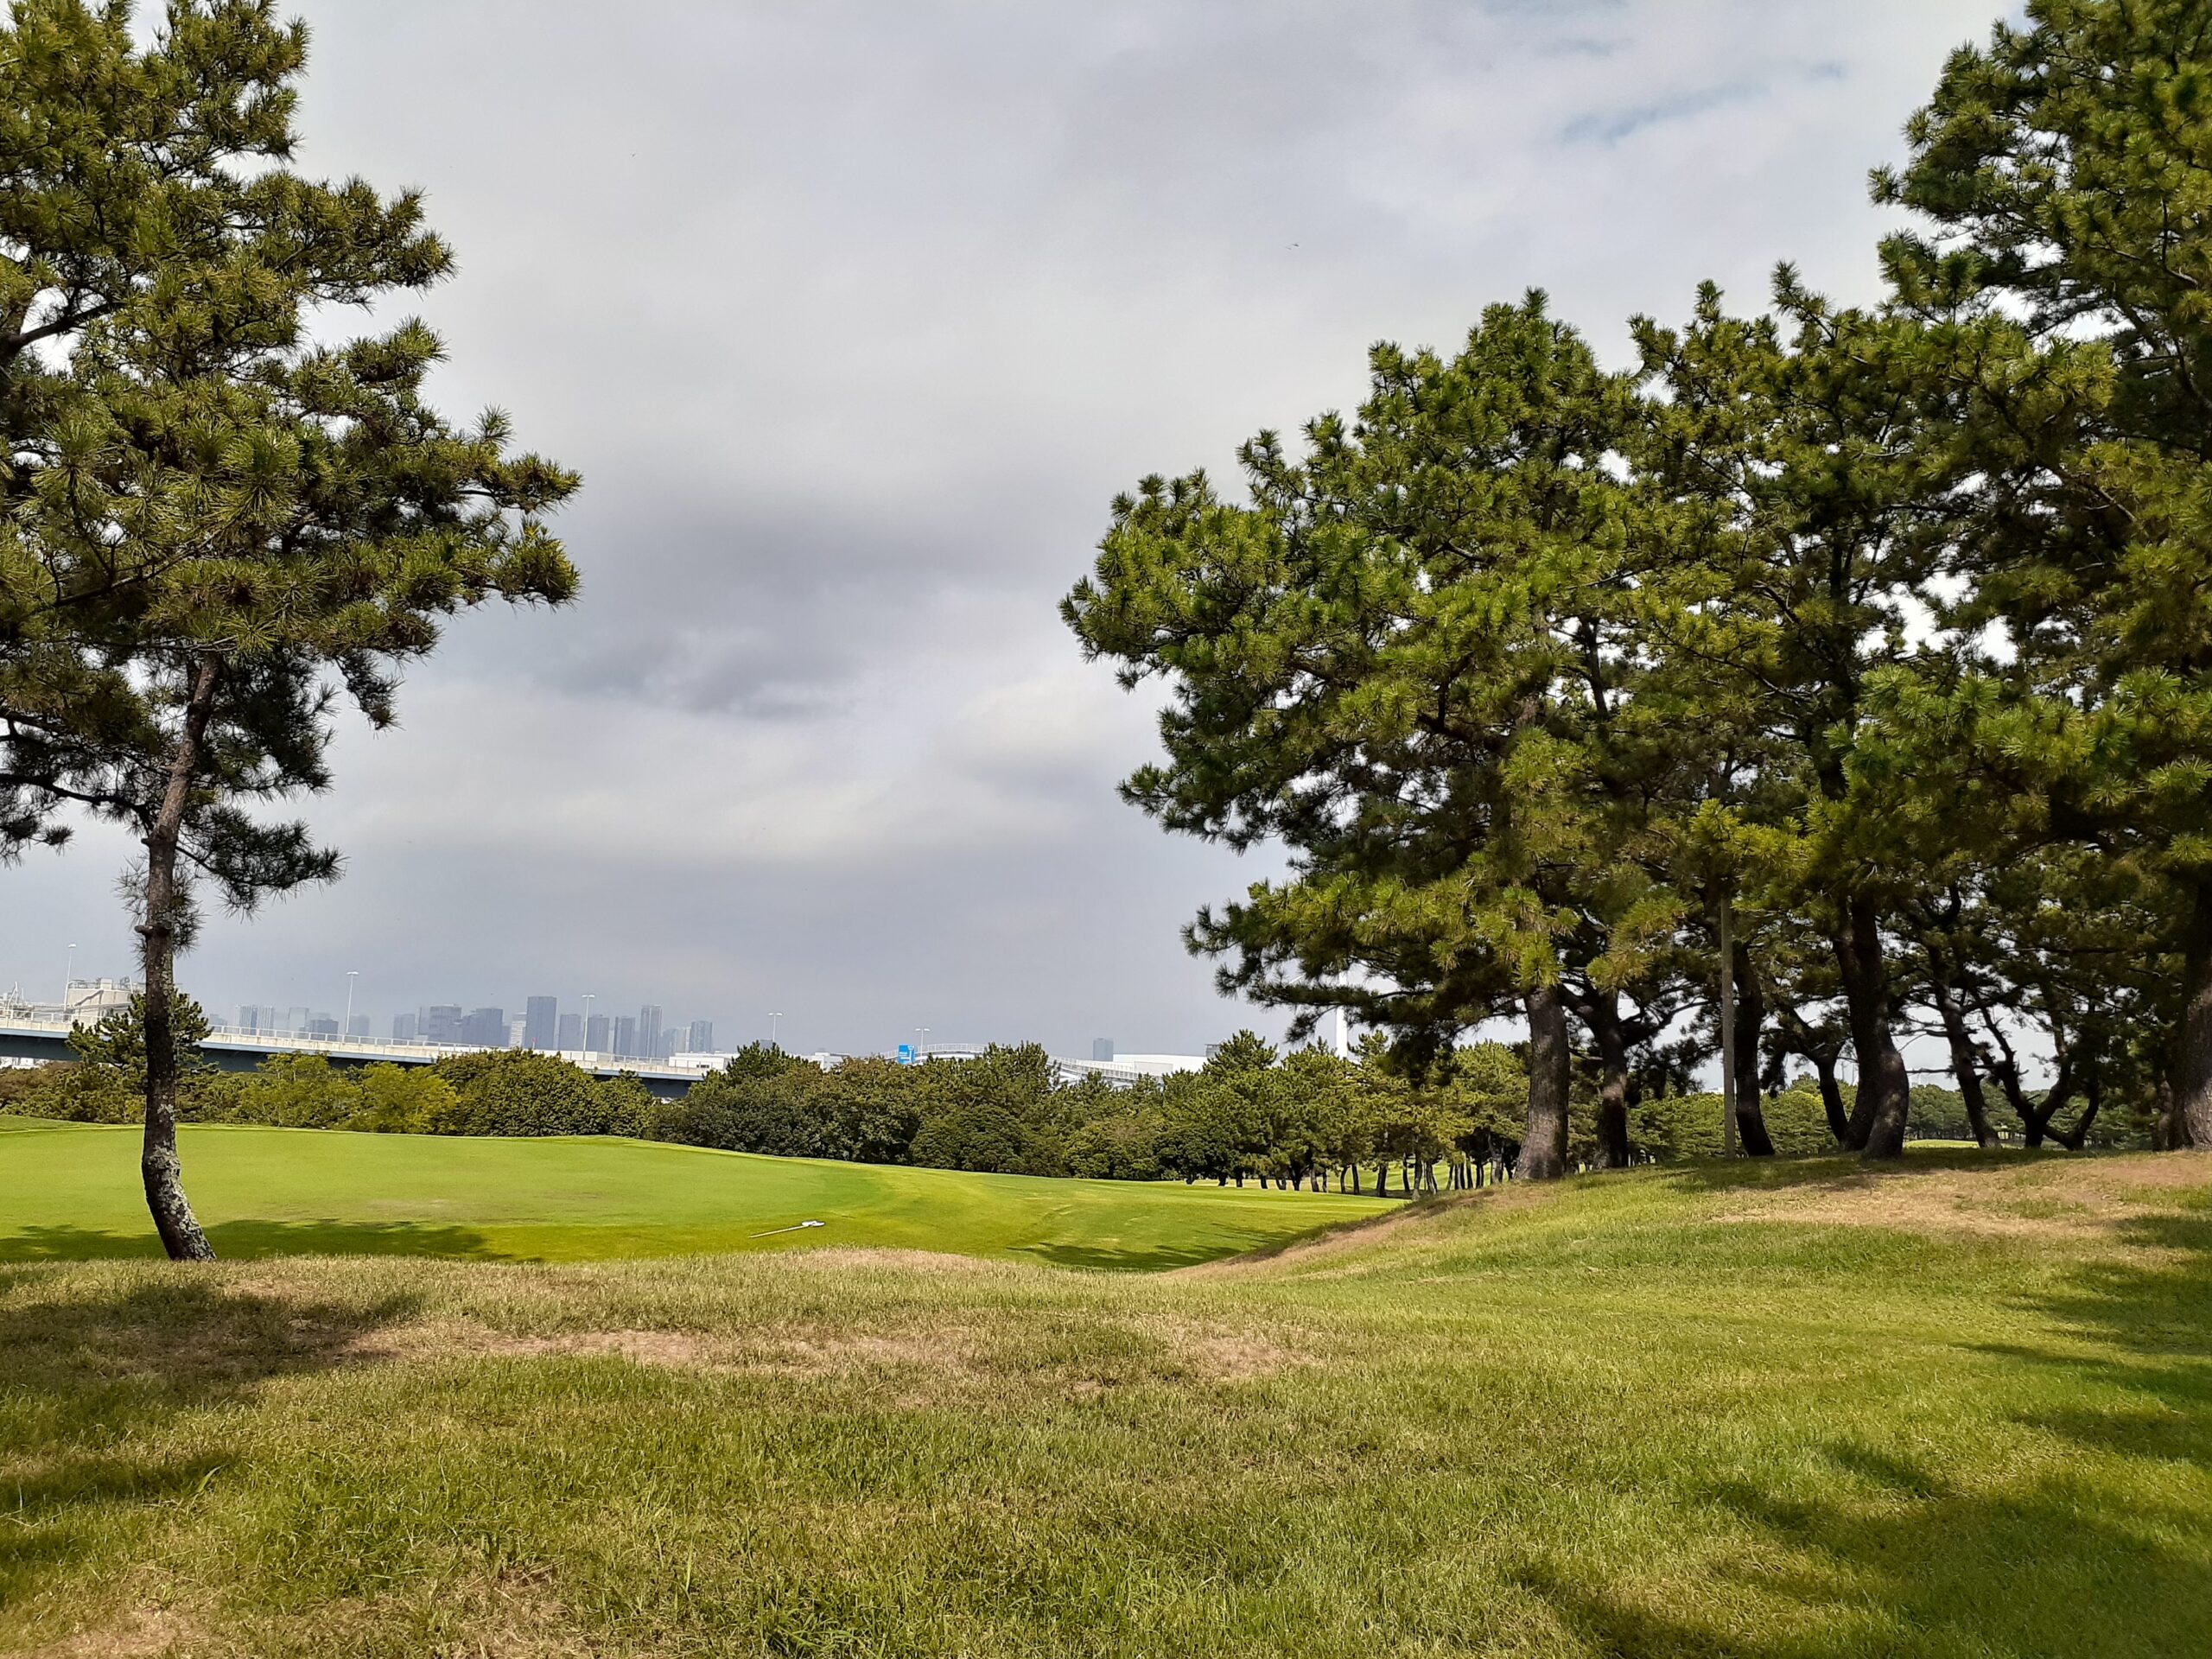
[0,1016,711,1099]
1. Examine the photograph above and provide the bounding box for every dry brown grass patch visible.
[1709,1153,2209,1246]
[340,1315,996,1389]
[774,1247,1014,1277]
[251,1563,601,1659]
[2044,1150,2212,1195]
[1173,1328,1301,1381]
[750,1325,989,1380]
[341,1319,719,1370]
[18,1608,200,1659]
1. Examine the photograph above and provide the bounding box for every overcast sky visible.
[6,0,2009,1058]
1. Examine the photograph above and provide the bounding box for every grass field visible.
[0,1119,1387,1270]
[3,1144,2209,1656]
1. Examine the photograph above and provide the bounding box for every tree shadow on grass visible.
[1992,1209,2212,1471]
[0,1219,504,1262]
[1511,1207,2212,1656]
[1513,1456,2212,1657]
[0,1267,425,1617]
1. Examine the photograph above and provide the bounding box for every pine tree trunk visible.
[1516,982,1570,1181]
[2153,1077,2190,1151]
[1587,994,1633,1169]
[1732,942,1775,1157]
[1985,1033,2059,1148]
[1834,897,1912,1159]
[138,654,220,1263]
[2008,1056,2066,1147]
[2179,883,2212,1150]
[1932,988,2001,1150]
[2052,1076,2101,1153]
[1814,1050,1849,1146]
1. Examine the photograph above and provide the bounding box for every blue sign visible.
[896,1043,914,1065]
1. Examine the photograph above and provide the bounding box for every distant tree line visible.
[5,996,2121,1192]
[1064,3,2212,1172]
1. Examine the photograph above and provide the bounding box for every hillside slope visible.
[3,1150,2207,1657]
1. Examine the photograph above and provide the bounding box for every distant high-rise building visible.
[346,1015,369,1039]
[305,1016,340,1039]
[556,1011,582,1049]
[1092,1039,1115,1062]
[585,1013,610,1052]
[284,1006,310,1034]
[392,1011,417,1043]
[687,1019,713,1054]
[461,1007,506,1047]
[638,1005,663,1061]
[524,995,557,1051]
[421,1005,462,1046]
[507,1014,527,1048]
[238,1004,276,1034]
[612,1014,638,1058]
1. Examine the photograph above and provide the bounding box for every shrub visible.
[226,1055,360,1128]
[1632,1090,1834,1160]
[910,1046,1063,1176]
[0,1061,134,1122]
[597,1071,660,1140]
[428,1050,615,1137]
[661,1065,835,1157]
[1062,1098,1164,1180]
[349,1064,458,1133]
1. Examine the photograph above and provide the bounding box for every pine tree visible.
[1,3,578,1256]
[1633,284,1958,1160]
[1067,296,1678,1179]
[1878,0,2212,1146]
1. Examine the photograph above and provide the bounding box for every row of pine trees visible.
[1067,2,2212,1172]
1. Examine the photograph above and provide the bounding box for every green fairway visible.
[0,1119,1389,1269]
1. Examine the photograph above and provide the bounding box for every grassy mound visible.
[3,1149,2207,1656]
[0,1120,1386,1269]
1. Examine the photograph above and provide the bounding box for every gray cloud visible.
[9,0,2005,1057]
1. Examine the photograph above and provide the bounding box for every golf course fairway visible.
[0,1117,1389,1268]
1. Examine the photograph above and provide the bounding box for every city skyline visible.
[0,965,728,1061]
[1,943,1250,1065]
[5,959,1211,1069]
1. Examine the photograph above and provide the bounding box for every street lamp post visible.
[582,994,595,1056]
[768,1011,784,1048]
[344,970,359,1039]
[915,1027,930,1061]
[60,943,75,1014]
